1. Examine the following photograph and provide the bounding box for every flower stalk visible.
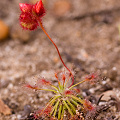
[38,20,74,88]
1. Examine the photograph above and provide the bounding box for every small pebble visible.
[53,57,59,63]
[0,79,9,88]
[101,90,115,101]
[102,80,107,85]
[17,114,21,119]
[0,20,9,41]
[8,83,13,89]
[0,98,11,115]
[109,67,117,80]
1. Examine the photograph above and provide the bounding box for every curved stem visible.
[58,104,62,120]
[38,20,74,87]
[51,84,59,91]
[35,88,58,93]
[69,79,86,90]
[63,100,74,116]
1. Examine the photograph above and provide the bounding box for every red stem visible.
[38,20,74,87]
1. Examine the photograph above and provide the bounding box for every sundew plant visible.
[19,0,97,119]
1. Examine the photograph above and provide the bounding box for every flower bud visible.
[33,0,45,17]
[19,0,45,30]
[19,3,32,13]
[19,12,38,30]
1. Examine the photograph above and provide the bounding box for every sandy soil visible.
[0,0,120,120]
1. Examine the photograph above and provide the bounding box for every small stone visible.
[103,69,108,76]
[108,67,117,80]
[7,83,13,90]
[53,0,71,16]
[0,98,11,115]
[53,57,59,63]
[0,20,9,41]
[77,49,89,61]
[20,105,32,119]
[17,114,21,119]
[101,90,115,101]
[81,49,89,59]
[0,79,9,88]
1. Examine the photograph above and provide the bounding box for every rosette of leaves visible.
[26,72,97,120]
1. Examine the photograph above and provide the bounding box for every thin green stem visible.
[35,88,58,93]
[42,95,61,115]
[70,99,79,106]
[50,100,59,116]
[58,104,62,120]
[69,79,86,90]
[61,105,65,120]
[50,104,56,116]
[67,95,84,104]
[53,100,59,117]
[51,84,59,91]
[63,100,74,116]
[66,99,76,113]
[50,95,61,106]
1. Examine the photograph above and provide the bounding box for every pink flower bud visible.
[19,12,38,30]
[19,3,32,13]
[33,0,45,17]
[19,0,45,30]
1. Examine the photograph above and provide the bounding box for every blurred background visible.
[0,0,120,119]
